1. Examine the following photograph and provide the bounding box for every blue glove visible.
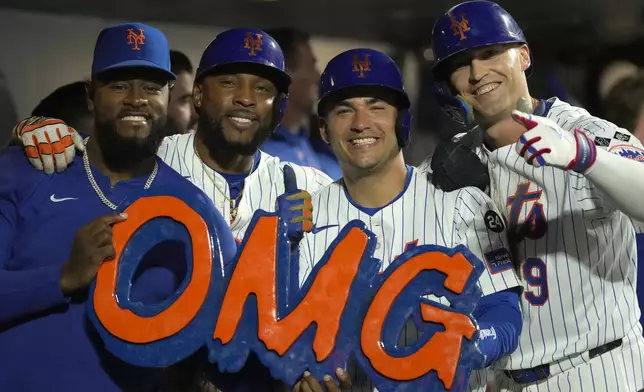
[276,165,313,244]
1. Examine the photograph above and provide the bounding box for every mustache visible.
[225,109,258,121]
[93,117,165,173]
[117,110,152,119]
[198,112,273,156]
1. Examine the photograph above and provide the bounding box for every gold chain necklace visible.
[83,137,158,210]
[194,146,253,223]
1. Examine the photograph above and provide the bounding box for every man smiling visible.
[0,22,236,392]
[14,28,332,242]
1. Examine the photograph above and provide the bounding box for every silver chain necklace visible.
[83,137,158,210]
[193,143,253,223]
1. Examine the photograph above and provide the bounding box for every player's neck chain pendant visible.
[82,137,158,210]
[194,146,253,224]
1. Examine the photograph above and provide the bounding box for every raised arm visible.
[513,109,644,221]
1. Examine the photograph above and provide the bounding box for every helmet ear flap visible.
[270,92,289,132]
[396,108,413,147]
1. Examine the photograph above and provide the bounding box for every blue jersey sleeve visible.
[0,147,70,325]
[473,288,522,368]
[636,234,644,329]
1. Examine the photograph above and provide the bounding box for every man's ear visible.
[192,82,203,114]
[193,82,203,109]
[319,118,330,145]
[519,44,531,72]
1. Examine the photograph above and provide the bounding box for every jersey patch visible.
[484,210,505,233]
[614,131,631,142]
[484,248,513,275]
[608,144,644,162]
[594,137,611,147]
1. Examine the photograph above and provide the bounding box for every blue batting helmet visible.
[196,28,291,125]
[430,1,529,126]
[317,48,413,147]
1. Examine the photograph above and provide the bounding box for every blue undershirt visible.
[636,234,644,331]
[216,152,261,205]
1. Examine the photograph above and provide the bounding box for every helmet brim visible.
[317,84,410,117]
[196,61,292,94]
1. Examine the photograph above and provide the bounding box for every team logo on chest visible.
[506,182,547,241]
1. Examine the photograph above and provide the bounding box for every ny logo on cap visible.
[244,32,263,56]
[127,28,146,51]
[352,54,371,78]
[449,13,470,41]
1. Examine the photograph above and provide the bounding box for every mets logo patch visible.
[608,144,644,162]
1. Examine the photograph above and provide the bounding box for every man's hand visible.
[276,165,313,244]
[292,369,351,392]
[13,116,85,174]
[59,213,128,295]
[512,110,597,173]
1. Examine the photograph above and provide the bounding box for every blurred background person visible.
[603,72,644,141]
[0,69,20,151]
[262,28,341,180]
[166,49,198,136]
[598,61,640,104]
[30,80,93,136]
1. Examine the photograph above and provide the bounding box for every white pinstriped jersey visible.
[632,220,644,234]
[156,132,333,240]
[298,166,522,392]
[420,98,644,381]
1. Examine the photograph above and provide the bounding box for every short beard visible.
[198,112,273,157]
[93,118,165,173]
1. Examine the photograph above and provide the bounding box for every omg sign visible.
[87,187,485,392]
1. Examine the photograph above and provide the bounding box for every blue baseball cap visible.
[91,22,176,80]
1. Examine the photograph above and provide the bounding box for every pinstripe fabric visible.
[157,132,333,240]
[298,167,521,392]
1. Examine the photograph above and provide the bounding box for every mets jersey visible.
[157,132,333,240]
[298,166,522,392]
[420,98,644,381]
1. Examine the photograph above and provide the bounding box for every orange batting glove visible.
[277,165,314,244]
[13,116,85,174]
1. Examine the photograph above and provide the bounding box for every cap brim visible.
[93,59,176,80]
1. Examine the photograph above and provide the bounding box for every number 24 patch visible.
[484,210,505,233]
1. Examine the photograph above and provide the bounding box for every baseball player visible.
[294,48,523,392]
[424,1,644,391]
[12,27,331,243]
[11,28,328,391]
[0,22,237,391]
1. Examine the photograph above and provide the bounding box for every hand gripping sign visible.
[88,189,485,392]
